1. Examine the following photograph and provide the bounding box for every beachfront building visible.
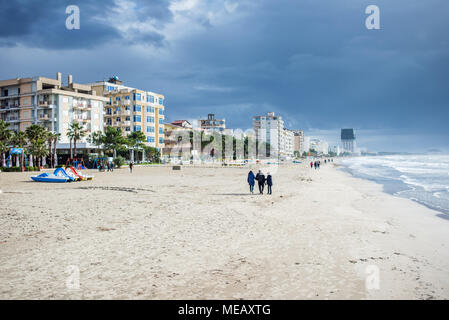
[283,128,295,158]
[163,120,194,162]
[309,138,329,155]
[253,112,286,158]
[90,77,165,150]
[0,72,108,152]
[341,128,356,153]
[292,130,305,156]
[199,114,226,132]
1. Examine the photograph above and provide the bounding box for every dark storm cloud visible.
[0,0,172,49]
[0,0,448,152]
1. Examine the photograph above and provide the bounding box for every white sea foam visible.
[340,154,449,214]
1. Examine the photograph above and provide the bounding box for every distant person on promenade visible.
[314,161,317,170]
[256,170,266,194]
[266,172,273,195]
[129,161,133,173]
[310,161,313,169]
[247,170,255,194]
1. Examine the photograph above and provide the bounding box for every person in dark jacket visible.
[266,172,273,195]
[247,170,255,194]
[255,170,266,194]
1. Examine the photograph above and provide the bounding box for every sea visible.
[339,154,449,216]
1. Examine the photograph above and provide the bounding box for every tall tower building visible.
[341,128,356,153]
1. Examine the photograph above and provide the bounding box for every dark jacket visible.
[256,173,265,184]
[247,171,255,186]
[266,175,273,186]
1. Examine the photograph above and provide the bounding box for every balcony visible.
[121,121,131,126]
[38,114,52,121]
[120,110,131,116]
[74,116,91,122]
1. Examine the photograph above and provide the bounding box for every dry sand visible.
[0,163,448,299]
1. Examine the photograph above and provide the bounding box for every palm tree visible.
[0,120,11,167]
[89,131,104,156]
[46,132,54,168]
[10,131,27,170]
[68,122,87,158]
[53,133,61,167]
[103,126,125,158]
[127,131,146,162]
[66,126,74,158]
[28,138,49,170]
[25,124,47,167]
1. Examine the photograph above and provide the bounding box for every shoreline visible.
[0,164,448,299]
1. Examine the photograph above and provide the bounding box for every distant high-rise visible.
[341,128,356,153]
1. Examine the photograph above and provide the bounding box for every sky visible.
[0,0,448,152]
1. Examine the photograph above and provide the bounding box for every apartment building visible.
[199,114,226,132]
[90,77,165,150]
[283,128,295,158]
[0,72,108,150]
[292,130,305,155]
[253,112,285,158]
[163,120,193,161]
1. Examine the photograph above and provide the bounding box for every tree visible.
[25,124,47,167]
[0,120,12,167]
[127,131,146,162]
[103,126,125,158]
[10,130,27,169]
[68,122,87,158]
[90,131,104,155]
[53,133,61,167]
[28,138,49,170]
[144,146,160,163]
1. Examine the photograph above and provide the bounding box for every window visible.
[134,125,142,132]
[159,128,163,134]
[116,96,121,101]
[133,115,141,122]
[146,106,155,113]
[146,116,154,123]
[126,116,130,121]
[116,106,121,111]
[159,137,164,144]
[146,126,154,133]
[158,98,164,105]
[133,105,141,112]
[148,95,154,103]
[158,109,163,115]
[125,127,130,131]
[147,136,155,143]
[159,119,163,124]
[107,108,112,115]
[133,93,141,101]
[125,96,130,100]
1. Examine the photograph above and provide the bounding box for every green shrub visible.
[113,156,125,168]
[1,166,21,172]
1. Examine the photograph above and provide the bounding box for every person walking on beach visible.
[266,172,273,195]
[129,161,133,173]
[310,161,313,169]
[247,170,255,194]
[313,161,317,170]
[256,170,266,194]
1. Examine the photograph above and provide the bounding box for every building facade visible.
[198,114,226,132]
[0,72,108,150]
[90,77,165,149]
[292,130,305,156]
[341,128,356,153]
[283,128,295,158]
[253,112,285,158]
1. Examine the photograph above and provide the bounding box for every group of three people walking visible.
[247,170,273,195]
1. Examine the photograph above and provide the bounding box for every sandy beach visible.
[0,163,448,299]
